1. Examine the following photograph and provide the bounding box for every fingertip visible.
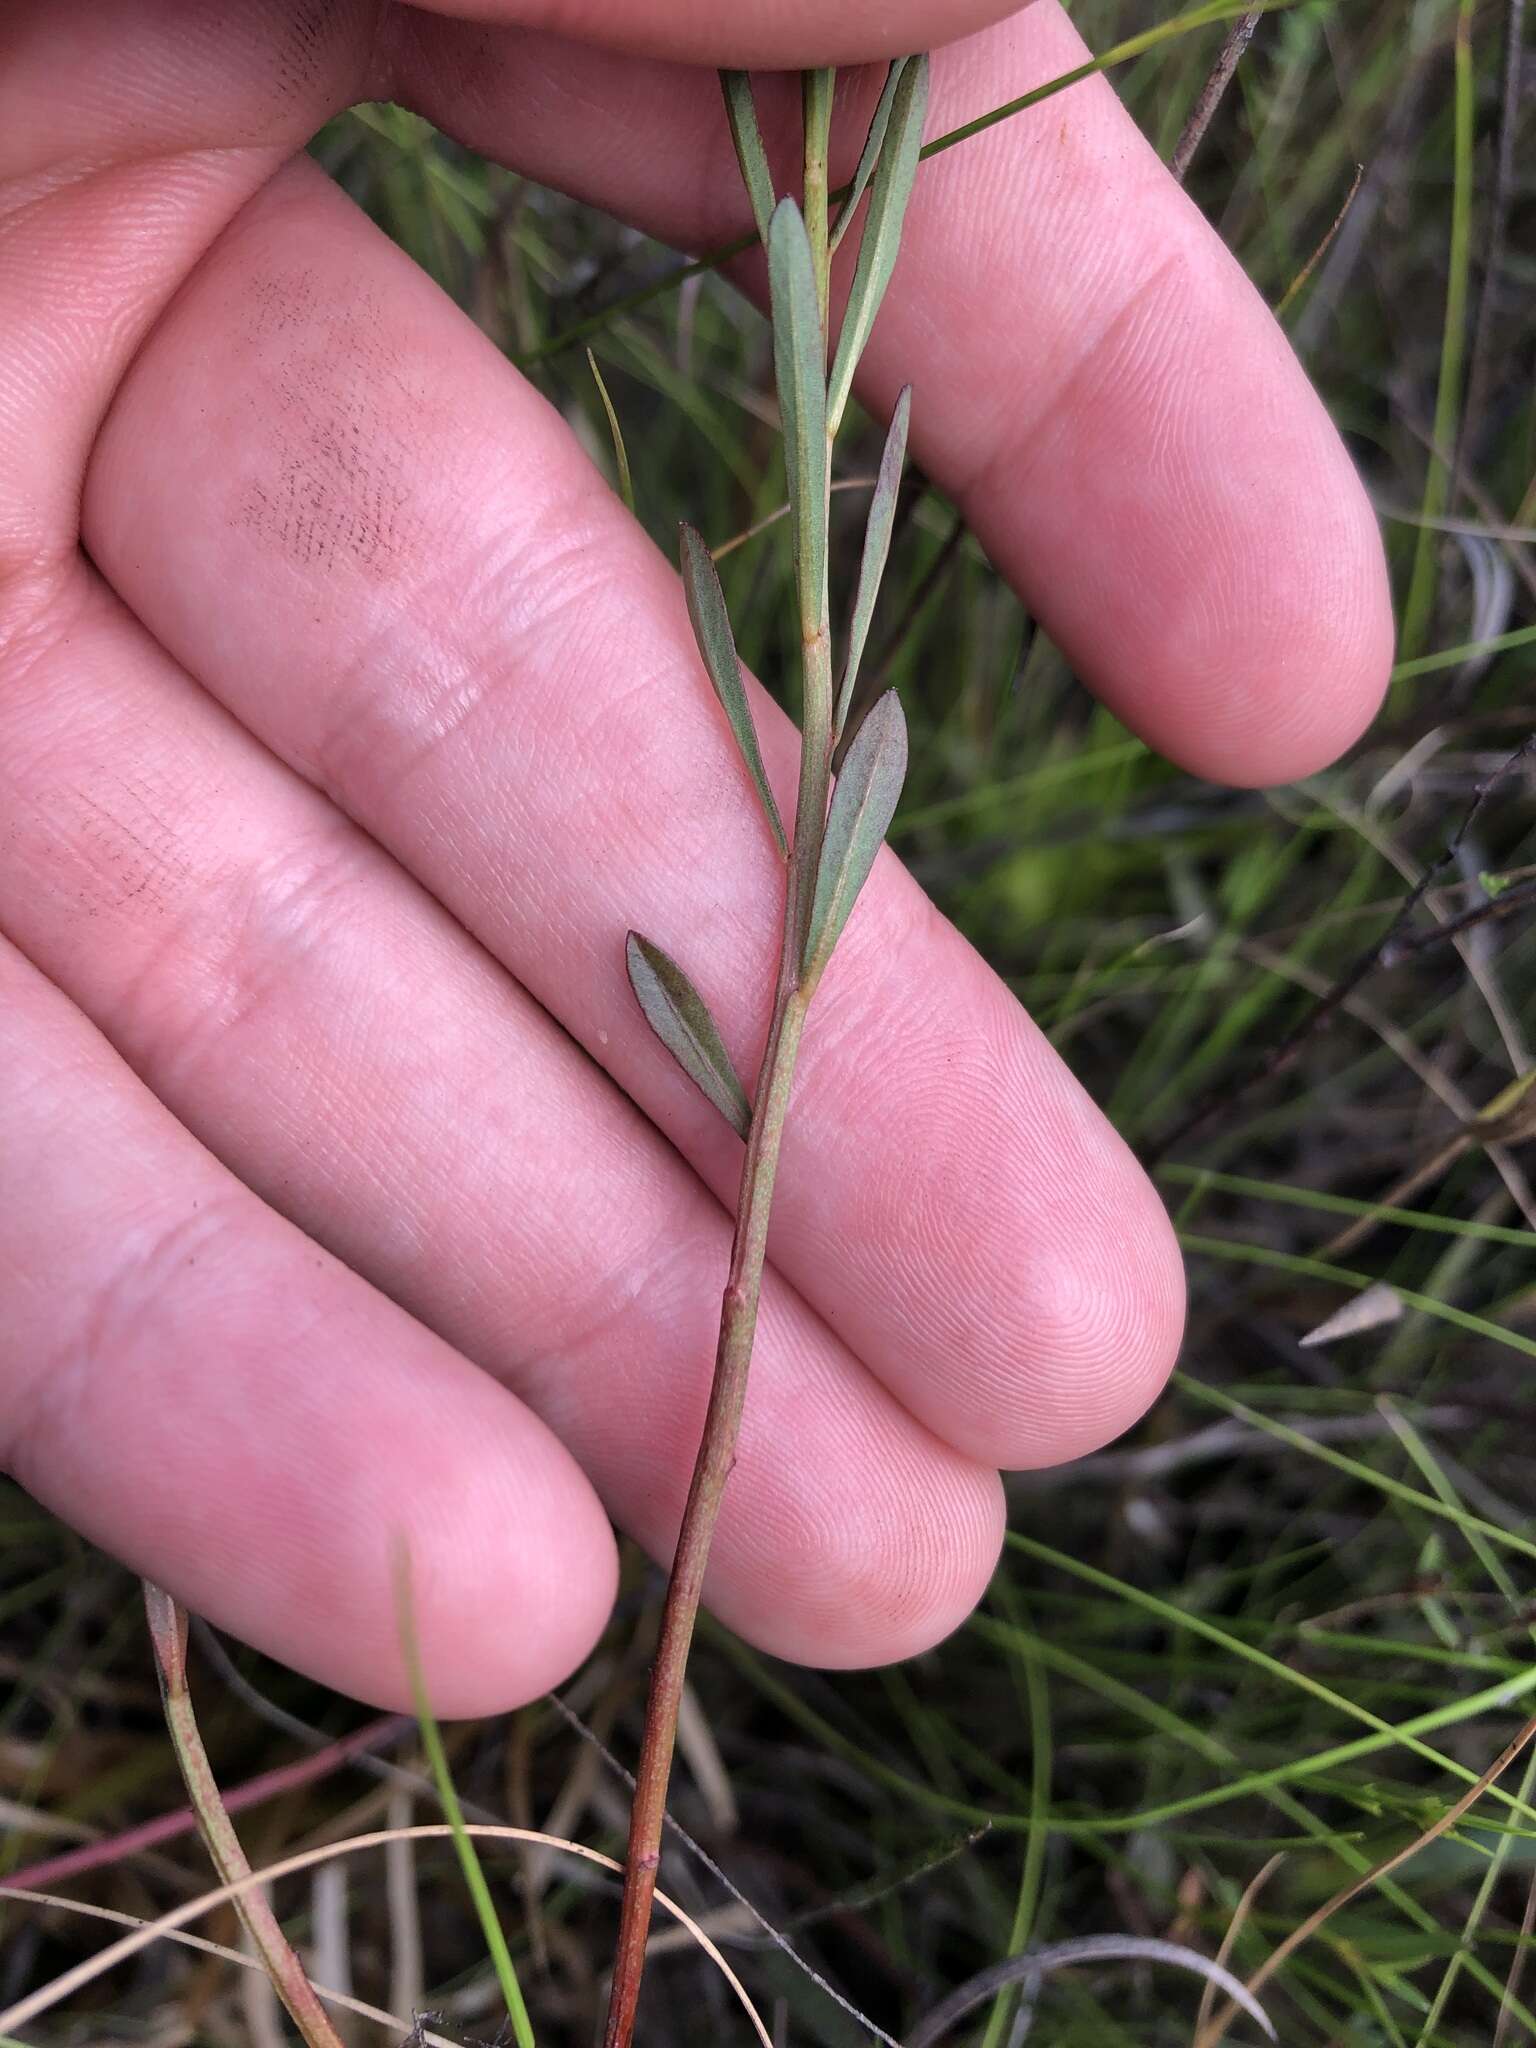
[157,1387,622,1722]
[918,1082,1186,1472]
[1184,470,1396,791]
[971,222,1397,792]
[370,1454,621,1720]
[1093,365,1397,791]
[992,1149,1186,1470]
[795,917,1187,1476]
[717,1442,1006,1671]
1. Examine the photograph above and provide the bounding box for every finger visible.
[0,565,1004,1672]
[400,0,1024,67]
[84,156,1184,1469]
[0,937,617,1718]
[391,3,1395,786]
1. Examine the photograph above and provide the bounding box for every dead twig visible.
[1170,9,1263,183]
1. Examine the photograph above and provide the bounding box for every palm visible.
[0,0,1390,1713]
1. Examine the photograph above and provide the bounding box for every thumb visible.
[398,0,1032,68]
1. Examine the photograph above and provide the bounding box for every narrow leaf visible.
[802,690,908,983]
[679,524,787,856]
[834,385,910,742]
[585,348,633,514]
[720,71,776,246]
[826,55,929,435]
[829,60,907,254]
[767,198,829,640]
[627,933,751,1138]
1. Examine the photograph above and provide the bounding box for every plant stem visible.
[143,1585,346,2048]
[602,982,808,2045]
[602,79,842,2048]
[802,70,835,342]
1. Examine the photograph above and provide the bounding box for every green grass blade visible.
[827,56,929,435]
[1160,1163,1536,1248]
[981,1587,1052,2048]
[1171,1365,1536,1565]
[1180,1231,1536,1360]
[584,349,633,514]
[1007,1535,1536,1826]
[1378,1409,1536,2045]
[835,384,910,743]
[830,60,907,254]
[920,0,1299,167]
[1381,1402,1522,1605]
[720,71,776,246]
[802,689,908,985]
[679,523,787,856]
[1391,620,1536,681]
[394,1554,535,2048]
[626,932,752,1138]
[1398,0,1475,661]
[517,5,1311,374]
[767,198,829,641]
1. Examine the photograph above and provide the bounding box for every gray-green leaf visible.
[826,55,929,435]
[720,71,776,247]
[829,59,908,254]
[626,934,751,1139]
[767,198,829,643]
[835,385,910,742]
[679,524,787,857]
[801,690,908,984]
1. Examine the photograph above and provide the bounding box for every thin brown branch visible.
[144,1585,347,2048]
[1275,161,1364,319]
[1378,874,1536,963]
[1493,1859,1536,2048]
[1170,9,1263,183]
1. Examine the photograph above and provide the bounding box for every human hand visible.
[0,0,1391,1713]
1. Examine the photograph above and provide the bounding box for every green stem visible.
[802,70,835,343]
[799,70,839,902]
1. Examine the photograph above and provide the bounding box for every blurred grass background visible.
[4,2,1536,2042]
